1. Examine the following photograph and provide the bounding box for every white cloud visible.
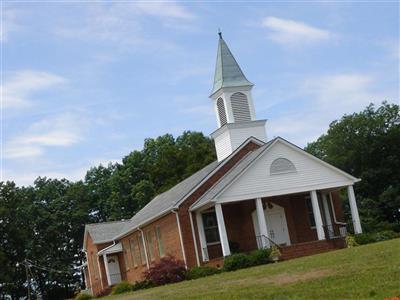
[4,112,85,159]
[268,73,393,146]
[55,2,195,47]
[1,7,21,42]
[3,70,66,109]
[261,17,332,46]
[133,2,195,20]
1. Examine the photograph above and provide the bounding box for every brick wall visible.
[177,141,262,268]
[119,212,184,283]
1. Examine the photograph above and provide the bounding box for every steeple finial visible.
[218,28,222,39]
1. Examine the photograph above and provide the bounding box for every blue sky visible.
[3,1,399,186]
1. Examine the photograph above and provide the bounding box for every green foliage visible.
[305,102,400,232]
[269,246,282,261]
[74,292,92,300]
[224,253,252,272]
[132,280,155,291]
[354,230,399,245]
[111,281,133,295]
[186,266,221,280]
[0,131,215,299]
[345,235,358,248]
[249,248,272,266]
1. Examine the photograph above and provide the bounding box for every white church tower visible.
[210,32,267,161]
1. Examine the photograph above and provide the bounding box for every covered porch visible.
[193,185,362,264]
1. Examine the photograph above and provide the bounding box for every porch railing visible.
[323,224,348,239]
[256,235,282,249]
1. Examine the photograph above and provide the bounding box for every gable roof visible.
[190,139,275,210]
[113,160,220,239]
[84,220,129,247]
[211,33,253,96]
[191,137,360,210]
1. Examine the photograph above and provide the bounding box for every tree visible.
[306,102,400,232]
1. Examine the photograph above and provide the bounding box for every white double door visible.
[252,203,291,246]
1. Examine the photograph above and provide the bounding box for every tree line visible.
[1,102,399,299]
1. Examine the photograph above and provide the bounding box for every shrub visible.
[132,280,155,291]
[111,281,132,295]
[144,255,186,286]
[74,292,92,300]
[269,245,282,262]
[224,253,252,272]
[249,248,272,266]
[355,230,399,245]
[186,266,221,280]
[345,235,358,248]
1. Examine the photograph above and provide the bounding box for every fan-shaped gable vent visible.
[231,92,251,122]
[217,97,227,126]
[270,158,296,175]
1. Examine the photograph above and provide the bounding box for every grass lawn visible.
[105,239,400,300]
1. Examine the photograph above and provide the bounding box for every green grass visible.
[105,239,400,300]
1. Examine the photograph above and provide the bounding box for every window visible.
[129,238,138,267]
[306,198,316,228]
[202,211,220,244]
[155,226,165,257]
[146,230,155,261]
[217,97,227,126]
[231,92,251,122]
[122,241,130,270]
[138,234,147,265]
[270,158,296,175]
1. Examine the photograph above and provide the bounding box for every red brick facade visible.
[84,141,348,296]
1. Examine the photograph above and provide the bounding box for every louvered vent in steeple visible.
[231,92,251,122]
[217,97,227,126]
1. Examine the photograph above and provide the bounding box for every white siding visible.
[229,124,267,152]
[218,140,354,201]
[214,130,233,161]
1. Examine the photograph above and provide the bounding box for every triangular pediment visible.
[215,138,359,203]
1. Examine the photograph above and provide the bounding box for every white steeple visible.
[210,33,267,161]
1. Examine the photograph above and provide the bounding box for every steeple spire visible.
[211,34,253,96]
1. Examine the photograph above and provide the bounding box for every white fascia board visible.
[172,137,266,210]
[210,120,267,140]
[209,85,253,99]
[216,180,356,204]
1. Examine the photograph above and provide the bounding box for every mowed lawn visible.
[106,239,400,300]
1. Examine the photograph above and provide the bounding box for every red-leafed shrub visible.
[144,256,186,286]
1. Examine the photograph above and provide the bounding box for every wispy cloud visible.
[5,112,85,159]
[56,2,195,48]
[3,70,66,109]
[268,72,393,146]
[1,7,21,42]
[261,16,332,46]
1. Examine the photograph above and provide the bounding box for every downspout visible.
[189,210,200,267]
[171,210,187,268]
[138,228,150,269]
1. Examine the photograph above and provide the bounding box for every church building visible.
[82,33,362,296]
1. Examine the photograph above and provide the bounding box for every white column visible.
[310,190,325,240]
[347,185,362,234]
[255,198,270,248]
[215,203,231,256]
[196,212,209,261]
[103,254,111,286]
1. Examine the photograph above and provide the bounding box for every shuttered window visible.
[217,97,227,126]
[270,158,296,174]
[129,238,138,267]
[231,92,251,122]
[146,230,155,261]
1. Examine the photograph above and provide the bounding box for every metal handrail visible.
[257,235,282,249]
